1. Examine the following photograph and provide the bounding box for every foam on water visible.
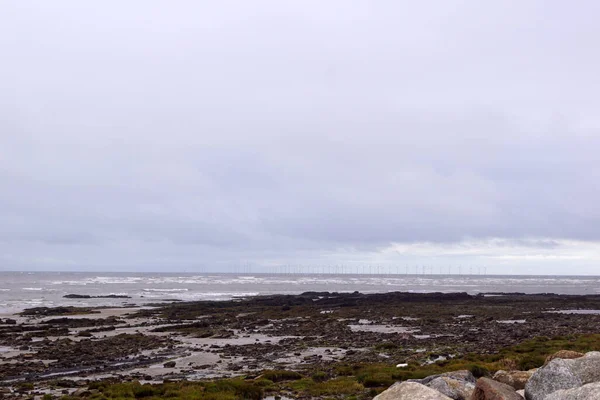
[50,280,87,286]
[89,276,143,284]
[138,291,261,301]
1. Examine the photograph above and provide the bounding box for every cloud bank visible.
[1,1,600,273]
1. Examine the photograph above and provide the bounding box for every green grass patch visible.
[260,370,303,383]
[72,379,263,400]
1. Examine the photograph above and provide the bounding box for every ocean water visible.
[0,271,599,314]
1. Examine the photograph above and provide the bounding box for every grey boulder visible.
[525,352,600,400]
[524,359,581,400]
[568,351,600,383]
[373,381,453,400]
[427,376,475,400]
[544,382,600,400]
[408,370,476,400]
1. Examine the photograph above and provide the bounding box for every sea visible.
[1,271,599,315]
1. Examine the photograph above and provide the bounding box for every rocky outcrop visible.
[375,351,600,400]
[544,382,600,400]
[493,370,535,390]
[471,377,524,399]
[373,381,453,400]
[525,351,600,400]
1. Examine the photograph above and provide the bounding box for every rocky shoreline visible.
[375,350,600,399]
[2,291,600,399]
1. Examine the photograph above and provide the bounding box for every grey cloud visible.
[1,1,600,271]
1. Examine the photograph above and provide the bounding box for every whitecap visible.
[50,280,86,285]
[89,277,143,284]
[198,292,259,298]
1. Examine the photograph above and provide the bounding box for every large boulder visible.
[427,376,474,400]
[471,377,524,399]
[492,370,535,390]
[524,359,581,400]
[544,350,584,365]
[408,370,476,400]
[373,381,453,400]
[525,352,600,400]
[544,382,600,400]
[567,351,600,383]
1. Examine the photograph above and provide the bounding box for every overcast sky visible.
[2,1,600,274]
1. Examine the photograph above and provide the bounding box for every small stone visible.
[163,361,176,368]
